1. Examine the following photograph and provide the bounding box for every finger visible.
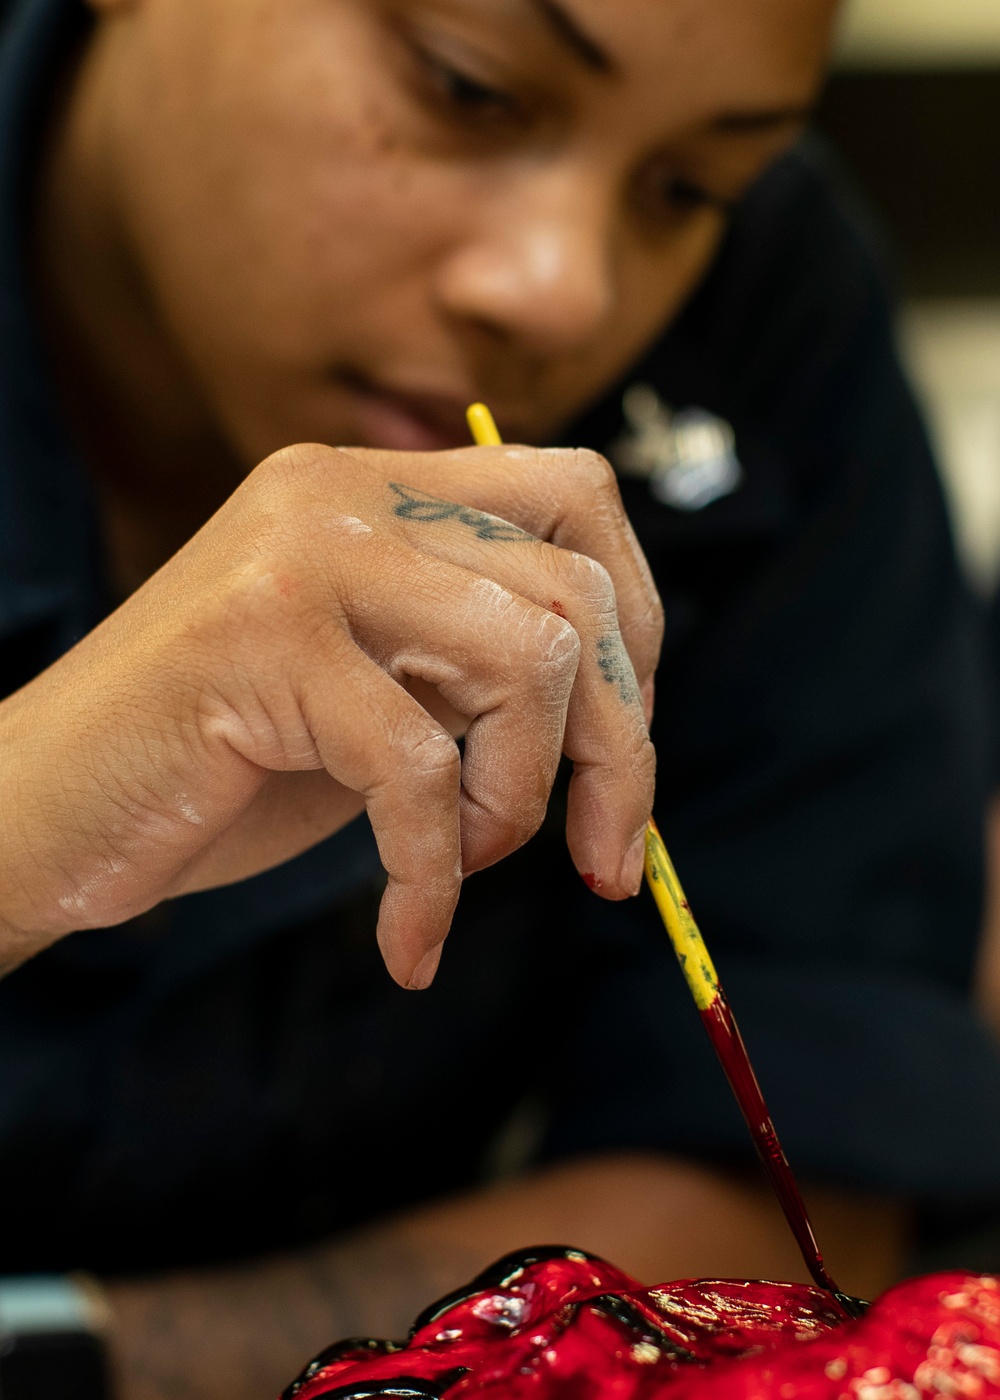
[385,507,655,896]
[344,445,664,697]
[337,542,581,879]
[562,636,656,904]
[454,581,580,873]
[294,629,464,990]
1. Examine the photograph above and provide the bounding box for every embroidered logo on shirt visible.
[612,384,743,512]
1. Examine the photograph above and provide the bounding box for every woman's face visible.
[92,0,838,461]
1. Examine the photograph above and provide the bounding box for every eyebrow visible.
[712,104,813,133]
[517,5,814,118]
[526,0,614,74]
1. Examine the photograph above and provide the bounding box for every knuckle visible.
[498,804,547,853]
[628,727,658,792]
[400,724,461,788]
[647,589,666,643]
[221,556,330,644]
[561,551,617,613]
[523,612,581,685]
[252,442,337,494]
[469,789,548,855]
[484,589,580,678]
[567,446,617,498]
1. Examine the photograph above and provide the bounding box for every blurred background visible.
[815,3,1000,1270]
[816,0,1000,592]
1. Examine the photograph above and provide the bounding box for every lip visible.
[337,367,488,452]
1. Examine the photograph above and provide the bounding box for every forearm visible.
[106,1224,482,1400]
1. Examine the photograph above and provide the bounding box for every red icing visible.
[283,1249,1000,1400]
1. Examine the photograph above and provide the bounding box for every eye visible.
[633,160,738,231]
[415,47,521,124]
[663,178,734,215]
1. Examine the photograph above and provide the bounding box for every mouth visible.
[336,367,488,452]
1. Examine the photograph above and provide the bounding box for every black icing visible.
[306,1369,470,1399]
[833,1293,870,1319]
[579,1295,697,1362]
[282,1339,403,1400]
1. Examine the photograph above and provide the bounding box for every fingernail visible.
[408,944,443,991]
[622,831,647,897]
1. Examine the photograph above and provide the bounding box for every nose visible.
[434,165,617,355]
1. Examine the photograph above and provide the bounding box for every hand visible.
[0,443,661,986]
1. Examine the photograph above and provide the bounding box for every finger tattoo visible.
[389,483,536,543]
[596,635,641,707]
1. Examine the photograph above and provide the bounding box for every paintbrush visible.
[465,401,867,1316]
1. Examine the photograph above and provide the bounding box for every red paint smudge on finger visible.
[582,872,603,892]
[549,600,567,618]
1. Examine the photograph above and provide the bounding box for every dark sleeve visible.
[541,143,1000,1199]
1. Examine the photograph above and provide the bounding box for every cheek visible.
[113,4,454,382]
[628,215,727,332]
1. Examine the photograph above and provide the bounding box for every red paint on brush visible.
[699,992,839,1295]
[582,872,603,892]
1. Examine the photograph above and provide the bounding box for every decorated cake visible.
[282,1246,1000,1400]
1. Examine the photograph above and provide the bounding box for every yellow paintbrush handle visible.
[466,403,504,447]
[465,404,718,1009]
[643,820,720,1011]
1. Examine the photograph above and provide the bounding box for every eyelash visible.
[413,46,524,126]
[662,178,735,215]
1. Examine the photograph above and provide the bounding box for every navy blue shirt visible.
[3,0,1000,1274]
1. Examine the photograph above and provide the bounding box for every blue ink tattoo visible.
[390,483,535,543]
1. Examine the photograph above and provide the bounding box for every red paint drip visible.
[700,992,840,1295]
[582,872,603,892]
